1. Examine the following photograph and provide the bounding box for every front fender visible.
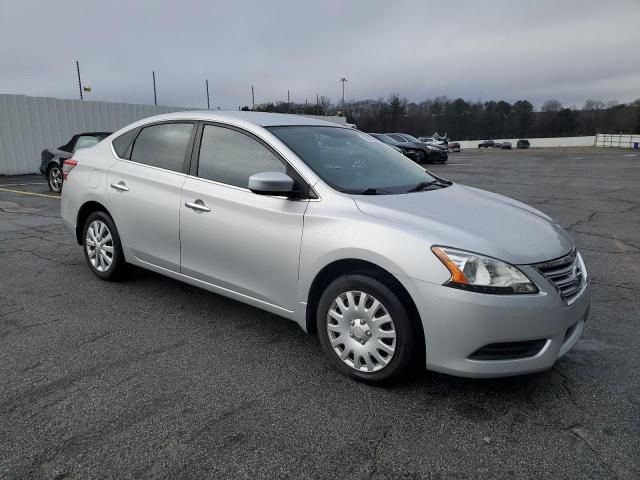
[293,197,451,329]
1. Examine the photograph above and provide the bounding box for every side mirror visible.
[248,171,295,196]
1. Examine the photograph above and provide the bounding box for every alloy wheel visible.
[86,220,114,272]
[326,291,396,372]
[48,167,62,192]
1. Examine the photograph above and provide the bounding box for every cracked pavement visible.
[1,147,639,479]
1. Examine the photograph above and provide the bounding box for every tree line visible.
[247,96,640,140]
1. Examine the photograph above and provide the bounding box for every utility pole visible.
[152,71,157,106]
[339,77,347,113]
[287,90,290,113]
[76,61,83,101]
[205,80,210,109]
[251,85,255,109]
[317,93,320,115]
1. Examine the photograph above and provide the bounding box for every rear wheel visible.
[47,165,63,193]
[316,274,419,384]
[82,211,127,281]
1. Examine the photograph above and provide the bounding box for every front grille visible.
[534,250,586,304]
[469,339,547,361]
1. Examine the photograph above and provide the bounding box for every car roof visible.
[127,111,346,128]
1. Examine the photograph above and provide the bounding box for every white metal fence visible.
[594,133,640,149]
[0,94,191,175]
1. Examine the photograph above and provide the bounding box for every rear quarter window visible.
[112,129,139,159]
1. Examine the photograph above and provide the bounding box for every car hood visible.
[353,183,574,264]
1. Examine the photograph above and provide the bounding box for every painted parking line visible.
[0,187,60,199]
[0,182,48,186]
[443,163,472,166]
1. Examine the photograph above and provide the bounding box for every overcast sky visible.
[1,0,638,109]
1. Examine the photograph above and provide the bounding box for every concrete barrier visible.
[456,136,595,150]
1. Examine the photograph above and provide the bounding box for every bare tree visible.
[583,99,605,111]
[541,100,563,112]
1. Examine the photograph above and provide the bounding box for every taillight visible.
[62,159,78,180]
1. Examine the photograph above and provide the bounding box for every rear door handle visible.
[185,200,211,213]
[110,182,129,192]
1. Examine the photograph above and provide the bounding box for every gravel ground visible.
[1,147,639,479]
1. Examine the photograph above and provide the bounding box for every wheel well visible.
[305,259,424,344]
[46,161,60,172]
[75,201,109,245]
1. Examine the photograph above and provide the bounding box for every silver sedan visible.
[61,111,590,384]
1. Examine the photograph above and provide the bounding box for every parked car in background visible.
[478,140,495,148]
[501,141,512,150]
[492,142,503,149]
[447,142,461,152]
[40,132,111,192]
[418,136,446,146]
[385,133,448,163]
[61,111,590,384]
[368,133,409,156]
[517,139,531,149]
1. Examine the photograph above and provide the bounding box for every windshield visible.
[400,134,420,143]
[74,136,101,151]
[373,134,399,145]
[268,126,438,194]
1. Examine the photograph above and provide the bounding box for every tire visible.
[47,164,63,193]
[82,211,128,281]
[414,150,426,164]
[316,273,419,384]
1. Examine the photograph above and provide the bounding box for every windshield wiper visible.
[406,181,439,193]
[361,188,389,195]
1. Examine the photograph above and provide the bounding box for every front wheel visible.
[316,274,419,384]
[414,151,426,163]
[47,165,63,193]
[82,211,128,281]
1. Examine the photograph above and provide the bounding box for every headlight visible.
[432,246,538,294]
[426,145,438,151]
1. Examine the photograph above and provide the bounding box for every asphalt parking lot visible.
[1,147,639,479]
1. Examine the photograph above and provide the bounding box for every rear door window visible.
[130,123,194,172]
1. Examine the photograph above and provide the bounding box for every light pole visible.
[205,80,210,109]
[76,61,83,101]
[152,71,157,106]
[339,77,347,113]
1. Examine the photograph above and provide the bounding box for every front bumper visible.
[397,268,590,378]
[429,149,448,161]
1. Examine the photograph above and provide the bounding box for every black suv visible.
[517,139,530,149]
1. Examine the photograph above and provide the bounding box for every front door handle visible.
[185,200,211,213]
[110,182,129,192]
